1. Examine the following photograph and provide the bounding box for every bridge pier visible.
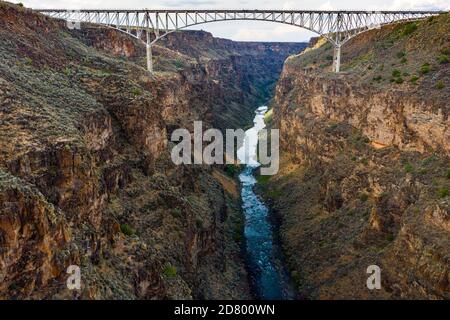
[146,43,153,73]
[146,29,153,73]
[333,44,341,73]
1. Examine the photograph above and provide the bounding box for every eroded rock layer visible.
[0,2,305,299]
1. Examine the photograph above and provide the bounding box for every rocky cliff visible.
[261,14,449,299]
[0,2,305,299]
[76,26,306,131]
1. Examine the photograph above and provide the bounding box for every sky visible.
[14,0,450,42]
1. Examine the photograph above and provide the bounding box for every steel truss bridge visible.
[36,9,446,73]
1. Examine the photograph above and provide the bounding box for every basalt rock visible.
[263,17,449,299]
[0,1,304,299]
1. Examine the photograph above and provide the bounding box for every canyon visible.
[0,2,305,299]
[0,0,448,301]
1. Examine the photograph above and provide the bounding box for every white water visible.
[237,106,294,300]
[236,106,268,166]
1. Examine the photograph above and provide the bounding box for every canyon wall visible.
[0,2,305,299]
[76,27,307,131]
[262,14,449,299]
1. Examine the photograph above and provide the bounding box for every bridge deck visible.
[36,9,445,14]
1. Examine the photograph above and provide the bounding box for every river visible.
[237,106,295,300]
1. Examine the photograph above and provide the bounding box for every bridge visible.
[36,9,445,73]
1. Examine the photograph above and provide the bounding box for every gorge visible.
[0,1,305,299]
[0,1,449,300]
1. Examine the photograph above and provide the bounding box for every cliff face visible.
[262,14,449,299]
[76,27,307,130]
[0,2,305,299]
[277,70,448,155]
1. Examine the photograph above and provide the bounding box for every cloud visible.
[232,23,315,41]
[159,0,221,7]
[282,1,297,10]
[19,0,107,9]
[387,0,450,10]
[318,1,334,10]
[233,29,272,41]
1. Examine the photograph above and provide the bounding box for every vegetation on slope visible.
[286,13,449,105]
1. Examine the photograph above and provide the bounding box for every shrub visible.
[410,75,419,84]
[401,22,418,36]
[400,57,407,64]
[225,164,237,177]
[120,224,135,236]
[394,77,404,84]
[170,208,182,218]
[257,175,271,184]
[131,87,142,96]
[437,187,448,198]
[420,63,430,74]
[373,75,383,82]
[396,51,406,58]
[404,163,414,173]
[359,193,369,202]
[421,156,436,166]
[446,169,450,179]
[438,54,449,64]
[436,81,444,89]
[196,218,203,229]
[173,59,184,69]
[392,69,401,77]
[63,67,71,76]
[163,265,177,278]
